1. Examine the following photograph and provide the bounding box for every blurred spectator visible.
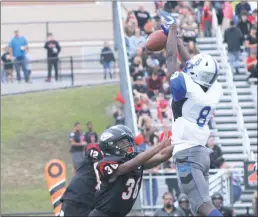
[25,47,32,83]
[132,76,148,97]
[192,1,204,33]
[130,57,145,81]
[156,92,171,123]
[146,72,163,99]
[128,28,146,59]
[244,25,257,54]
[138,103,152,126]
[224,20,244,74]
[237,11,252,38]
[154,0,165,13]
[186,40,200,57]
[235,1,251,19]
[181,15,198,42]
[134,5,151,32]
[1,46,14,83]
[44,33,61,82]
[113,106,125,125]
[135,96,143,117]
[100,42,115,80]
[246,48,257,80]
[206,136,224,169]
[231,169,242,203]
[153,192,185,216]
[69,122,86,174]
[201,2,213,37]
[84,121,98,144]
[9,29,29,83]
[164,0,178,13]
[124,11,138,37]
[213,1,224,26]
[177,194,194,216]
[248,9,257,25]
[252,191,257,217]
[152,14,162,31]
[222,1,234,32]
[211,192,233,217]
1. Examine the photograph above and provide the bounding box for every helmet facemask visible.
[113,137,135,157]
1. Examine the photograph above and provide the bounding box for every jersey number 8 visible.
[122,177,141,200]
[196,106,211,127]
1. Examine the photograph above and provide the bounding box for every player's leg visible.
[174,146,223,216]
[88,208,108,216]
[60,200,92,216]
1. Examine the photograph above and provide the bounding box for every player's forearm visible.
[177,37,191,63]
[116,143,162,176]
[166,24,178,78]
[143,145,173,170]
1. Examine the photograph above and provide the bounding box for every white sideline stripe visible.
[52,195,62,206]
[49,179,65,192]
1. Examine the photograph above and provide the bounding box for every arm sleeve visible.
[69,132,75,141]
[57,42,61,53]
[97,160,120,181]
[169,72,194,101]
[85,144,103,162]
[44,42,48,49]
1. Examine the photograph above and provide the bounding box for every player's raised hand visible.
[160,129,171,148]
[159,10,176,35]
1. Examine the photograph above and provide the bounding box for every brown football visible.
[145,30,167,52]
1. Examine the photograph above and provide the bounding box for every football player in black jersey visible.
[59,143,103,216]
[88,125,173,217]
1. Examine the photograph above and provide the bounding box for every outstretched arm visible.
[114,130,170,177]
[166,24,178,78]
[143,145,173,170]
[177,37,191,64]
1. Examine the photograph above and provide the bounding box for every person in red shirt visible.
[246,48,257,79]
[248,9,257,25]
[134,96,143,117]
[201,5,213,37]
[156,92,171,123]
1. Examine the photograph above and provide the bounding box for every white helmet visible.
[182,53,219,88]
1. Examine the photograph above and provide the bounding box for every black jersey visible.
[61,144,103,207]
[94,155,143,217]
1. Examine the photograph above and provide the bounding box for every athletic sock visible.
[208,209,223,217]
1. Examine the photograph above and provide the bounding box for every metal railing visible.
[1,53,119,87]
[212,9,254,162]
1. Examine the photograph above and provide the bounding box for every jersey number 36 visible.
[122,177,141,200]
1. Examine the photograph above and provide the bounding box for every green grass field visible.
[1,84,119,213]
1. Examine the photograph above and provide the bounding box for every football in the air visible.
[146,30,167,52]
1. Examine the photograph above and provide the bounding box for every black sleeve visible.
[85,144,103,162]
[95,132,98,142]
[1,54,5,62]
[111,51,115,62]
[223,30,227,43]
[44,41,48,49]
[56,41,61,53]
[97,160,120,181]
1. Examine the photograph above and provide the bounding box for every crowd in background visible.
[122,0,257,214]
[1,30,61,83]
[222,1,257,83]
